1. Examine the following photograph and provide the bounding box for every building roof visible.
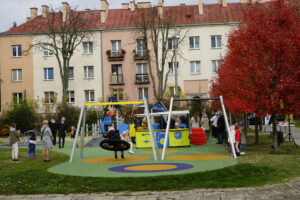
[2,1,295,35]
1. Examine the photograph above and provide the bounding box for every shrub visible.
[55,102,80,131]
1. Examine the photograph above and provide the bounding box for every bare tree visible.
[131,6,188,102]
[30,6,93,101]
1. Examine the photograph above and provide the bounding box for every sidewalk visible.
[1,177,300,200]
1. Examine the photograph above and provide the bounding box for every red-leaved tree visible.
[211,0,300,151]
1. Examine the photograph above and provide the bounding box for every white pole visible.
[69,102,85,163]
[116,109,119,129]
[220,96,236,158]
[161,97,174,160]
[80,110,86,159]
[86,125,89,143]
[144,98,158,160]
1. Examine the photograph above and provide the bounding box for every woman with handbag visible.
[41,120,54,162]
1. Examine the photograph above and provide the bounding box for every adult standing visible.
[58,117,67,148]
[210,111,218,138]
[217,112,226,144]
[41,120,54,162]
[191,113,200,128]
[200,109,210,141]
[9,122,20,162]
[48,118,57,145]
[239,120,246,155]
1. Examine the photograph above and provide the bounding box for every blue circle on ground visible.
[174,131,182,139]
[109,163,193,173]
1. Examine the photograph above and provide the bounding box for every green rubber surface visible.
[48,139,237,177]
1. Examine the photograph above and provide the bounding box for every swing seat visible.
[99,139,130,151]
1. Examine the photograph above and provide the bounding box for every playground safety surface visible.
[47,139,237,177]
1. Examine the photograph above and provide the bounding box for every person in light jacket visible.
[201,109,210,141]
[9,122,20,162]
[41,120,54,162]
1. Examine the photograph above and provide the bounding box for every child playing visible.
[235,123,241,156]
[106,126,124,159]
[121,130,134,155]
[28,133,37,160]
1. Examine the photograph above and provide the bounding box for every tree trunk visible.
[62,74,68,102]
[244,113,248,137]
[255,116,259,144]
[272,114,278,151]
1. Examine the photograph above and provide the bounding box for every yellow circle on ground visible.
[166,154,231,160]
[143,149,178,154]
[125,164,177,171]
[82,156,150,163]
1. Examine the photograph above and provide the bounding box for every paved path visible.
[1,177,300,200]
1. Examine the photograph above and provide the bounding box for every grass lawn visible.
[294,120,300,128]
[0,135,299,194]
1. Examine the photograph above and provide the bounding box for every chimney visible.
[222,0,227,7]
[251,0,256,4]
[130,1,136,12]
[85,8,91,11]
[30,7,37,20]
[62,2,69,22]
[240,0,250,3]
[258,0,266,3]
[101,0,109,10]
[100,10,107,23]
[158,0,164,18]
[122,3,129,9]
[27,17,31,22]
[41,5,49,18]
[218,0,222,5]
[137,2,151,8]
[198,0,203,15]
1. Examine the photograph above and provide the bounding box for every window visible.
[85,90,95,102]
[168,62,179,75]
[44,91,55,104]
[137,63,147,74]
[83,42,93,54]
[169,86,182,96]
[190,61,201,74]
[111,64,123,83]
[13,93,22,104]
[112,88,124,101]
[67,91,75,103]
[138,88,148,100]
[189,36,200,49]
[68,67,74,80]
[12,45,21,57]
[136,39,146,56]
[211,35,222,48]
[43,44,54,56]
[111,40,122,56]
[44,68,54,80]
[212,60,221,72]
[84,66,94,79]
[12,69,22,82]
[168,38,179,50]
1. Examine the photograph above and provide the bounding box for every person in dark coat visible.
[170,117,176,129]
[217,112,226,144]
[159,115,166,129]
[48,118,57,145]
[105,126,124,159]
[58,117,67,148]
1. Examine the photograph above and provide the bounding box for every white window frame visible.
[13,93,22,104]
[12,45,21,57]
[12,69,22,82]
[212,60,222,73]
[111,40,122,56]
[190,61,201,74]
[136,63,147,74]
[44,91,55,104]
[83,42,93,54]
[136,39,146,56]
[43,44,54,56]
[85,90,95,102]
[112,88,124,101]
[211,35,222,48]
[189,36,200,49]
[84,66,94,79]
[168,38,179,50]
[68,67,74,80]
[138,88,148,100]
[168,62,179,76]
[67,91,75,103]
[44,68,54,80]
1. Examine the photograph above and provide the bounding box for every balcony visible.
[136,74,150,84]
[107,49,126,61]
[110,74,124,85]
[134,50,148,60]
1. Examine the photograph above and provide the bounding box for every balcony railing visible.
[110,74,124,85]
[134,50,148,60]
[107,49,126,61]
[136,74,150,84]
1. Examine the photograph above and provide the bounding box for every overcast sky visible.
[0,0,242,32]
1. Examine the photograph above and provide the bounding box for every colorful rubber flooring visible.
[47,140,237,177]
